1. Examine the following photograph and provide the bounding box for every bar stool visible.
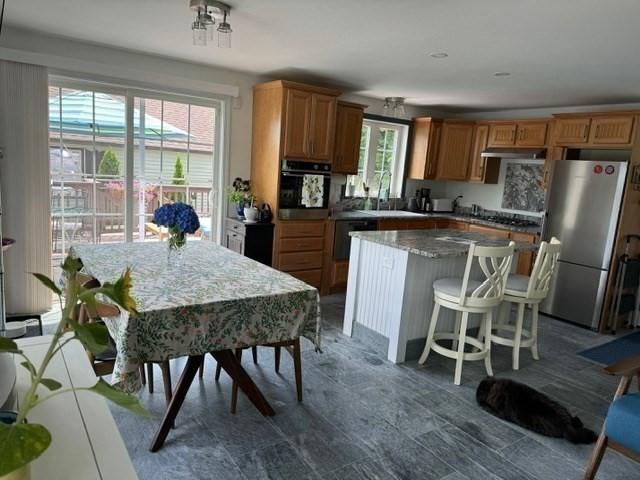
[419,241,515,385]
[491,237,562,370]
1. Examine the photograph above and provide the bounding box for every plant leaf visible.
[61,255,83,274]
[0,336,19,353]
[19,361,36,378]
[31,272,62,295]
[74,323,109,354]
[89,379,150,417]
[0,423,51,476]
[98,268,138,315]
[39,378,62,391]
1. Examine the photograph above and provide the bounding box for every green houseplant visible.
[225,177,255,219]
[0,256,148,479]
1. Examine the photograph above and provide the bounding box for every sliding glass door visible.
[48,80,224,281]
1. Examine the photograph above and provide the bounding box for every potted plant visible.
[225,177,256,219]
[0,256,148,479]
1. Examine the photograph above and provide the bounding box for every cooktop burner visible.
[483,216,539,227]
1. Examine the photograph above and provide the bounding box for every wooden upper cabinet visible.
[488,123,517,147]
[333,102,365,174]
[283,89,312,158]
[309,94,337,161]
[554,117,591,144]
[516,122,548,146]
[589,116,635,145]
[281,86,338,162]
[468,124,499,184]
[436,121,474,181]
[408,117,442,179]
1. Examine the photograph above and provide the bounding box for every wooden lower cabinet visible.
[510,231,537,276]
[468,223,510,239]
[275,220,325,289]
[331,261,349,287]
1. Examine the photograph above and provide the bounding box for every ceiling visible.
[4,0,640,111]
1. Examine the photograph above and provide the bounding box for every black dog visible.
[476,377,597,444]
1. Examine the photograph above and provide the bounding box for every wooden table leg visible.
[211,350,275,417]
[149,354,202,452]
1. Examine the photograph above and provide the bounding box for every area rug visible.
[578,330,640,366]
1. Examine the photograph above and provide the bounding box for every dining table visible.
[69,240,321,452]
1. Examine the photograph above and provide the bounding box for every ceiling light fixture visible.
[383,97,406,118]
[494,71,511,77]
[429,52,449,59]
[189,0,232,48]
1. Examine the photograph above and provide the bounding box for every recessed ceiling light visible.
[429,52,449,59]
[494,71,511,77]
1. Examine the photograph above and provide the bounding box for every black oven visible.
[279,160,331,220]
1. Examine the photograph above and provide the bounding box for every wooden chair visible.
[584,355,640,479]
[208,340,302,414]
[75,273,173,408]
[419,241,515,385]
[491,237,562,370]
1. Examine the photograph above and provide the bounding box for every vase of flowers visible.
[225,178,256,219]
[0,257,147,480]
[153,202,200,267]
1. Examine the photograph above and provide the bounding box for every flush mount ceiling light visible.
[383,97,406,118]
[189,0,233,48]
[494,71,511,77]
[429,52,449,59]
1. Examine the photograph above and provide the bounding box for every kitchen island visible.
[343,229,538,363]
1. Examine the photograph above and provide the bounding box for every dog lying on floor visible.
[476,377,598,444]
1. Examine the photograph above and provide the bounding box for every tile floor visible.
[110,294,639,480]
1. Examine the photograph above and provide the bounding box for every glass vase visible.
[167,231,186,268]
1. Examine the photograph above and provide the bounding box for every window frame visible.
[349,118,408,198]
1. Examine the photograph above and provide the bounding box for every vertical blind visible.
[0,60,52,313]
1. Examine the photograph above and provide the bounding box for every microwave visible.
[279,160,331,220]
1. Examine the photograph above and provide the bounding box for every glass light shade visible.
[217,23,232,48]
[192,23,207,46]
[395,103,406,118]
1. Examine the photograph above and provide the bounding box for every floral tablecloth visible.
[70,241,321,392]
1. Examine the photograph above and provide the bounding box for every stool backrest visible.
[460,241,515,307]
[526,237,562,299]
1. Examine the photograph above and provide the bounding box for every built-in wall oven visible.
[279,160,331,220]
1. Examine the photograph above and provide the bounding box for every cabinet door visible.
[226,231,245,254]
[555,118,590,144]
[436,122,474,181]
[378,219,410,230]
[488,124,516,146]
[408,118,442,180]
[333,104,364,174]
[309,94,337,161]
[516,122,548,147]
[589,116,635,145]
[283,89,312,158]
[468,125,490,183]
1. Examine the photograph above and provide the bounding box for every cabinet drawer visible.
[279,237,324,253]
[279,221,325,238]
[226,219,246,235]
[288,269,322,288]
[406,219,436,229]
[510,231,536,243]
[279,251,323,271]
[468,224,510,238]
[447,220,469,231]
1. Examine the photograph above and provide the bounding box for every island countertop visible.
[349,228,538,258]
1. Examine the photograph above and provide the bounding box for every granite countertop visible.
[349,228,539,258]
[330,210,540,234]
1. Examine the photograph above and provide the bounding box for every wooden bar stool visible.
[419,241,515,385]
[491,237,562,370]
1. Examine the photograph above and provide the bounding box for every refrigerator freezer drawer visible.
[540,261,609,329]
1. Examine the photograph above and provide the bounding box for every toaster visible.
[431,198,453,213]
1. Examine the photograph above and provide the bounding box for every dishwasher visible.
[333,219,378,261]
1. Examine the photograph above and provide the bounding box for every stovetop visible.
[480,215,539,227]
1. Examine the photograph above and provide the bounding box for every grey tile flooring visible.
[110,293,639,480]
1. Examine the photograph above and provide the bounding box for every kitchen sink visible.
[354,210,426,218]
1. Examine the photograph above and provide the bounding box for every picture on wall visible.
[501,161,545,212]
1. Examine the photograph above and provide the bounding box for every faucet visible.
[377,171,392,211]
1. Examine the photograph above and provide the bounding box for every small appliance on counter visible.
[431,198,454,213]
